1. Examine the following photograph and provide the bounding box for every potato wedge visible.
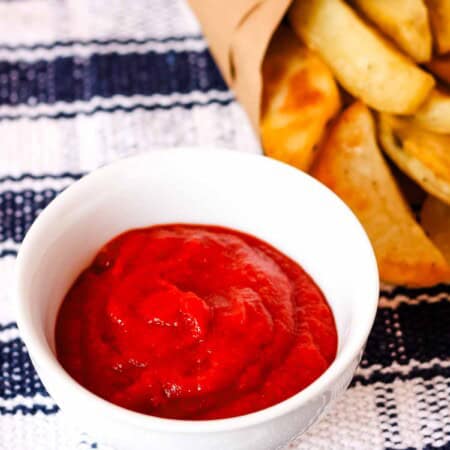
[312,102,450,286]
[260,26,341,170]
[288,0,435,114]
[427,55,450,85]
[378,113,450,205]
[351,0,432,62]
[410,88,450,134]
[421,196,450,264]
[426,0,450,54]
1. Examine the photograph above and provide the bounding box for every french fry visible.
[427,55,450,86]
[261,26,341,170]
[351,0,432,62]
[421,196,450,265]
[312,102,450,286]
[378,113,450,205]
[288,0,435,114]
[426,0,450,54]
[410,88,450,134]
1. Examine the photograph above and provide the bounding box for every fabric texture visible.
[0,1,449,449]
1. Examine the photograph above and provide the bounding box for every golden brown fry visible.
[421,196,450,264]
[378,113,450,205]
[427,55,450,86]
[410,88,450,134]
[260,26,340,170]
[352,0,432,62]
[288,0,434,114]
[312,102,450,286]
[426,0,450,54]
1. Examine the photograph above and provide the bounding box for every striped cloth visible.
[0,1,449,449]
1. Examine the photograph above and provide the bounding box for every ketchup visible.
[56,224,337,420]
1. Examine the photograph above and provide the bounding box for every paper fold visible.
[188,0,293,131]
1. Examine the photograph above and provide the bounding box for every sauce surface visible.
[56,224,337,420]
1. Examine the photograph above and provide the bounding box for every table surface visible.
[0,1,449,449]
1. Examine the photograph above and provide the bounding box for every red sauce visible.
[56,224,337,420]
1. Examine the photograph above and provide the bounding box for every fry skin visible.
[288,0,435,114]
[378,113,450,205]
[261,26,340,170]
[426,0,450,54]
[410,88,450,134]
[312,102,450,286]
[352,0,432,62]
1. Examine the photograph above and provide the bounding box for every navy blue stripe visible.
[0,97,234,122]
[0,404,59,416]
[386,446,450,450]
[0,322,17,331]
[0,188,59,243]
[0,249,17,257]
[362,300,450,368]
[0,338,49,399]
[0,172,83,183]
[352,364,450,387]
[422,445,450,450]
[0,49,227,107]
[0,35,203,51]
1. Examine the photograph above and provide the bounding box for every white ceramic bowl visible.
[15,147,378,450]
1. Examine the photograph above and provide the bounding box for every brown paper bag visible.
[188,0,293,131]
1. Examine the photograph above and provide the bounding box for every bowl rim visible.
[15,147,379,433]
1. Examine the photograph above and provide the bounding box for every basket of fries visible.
[189,0,450,287]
